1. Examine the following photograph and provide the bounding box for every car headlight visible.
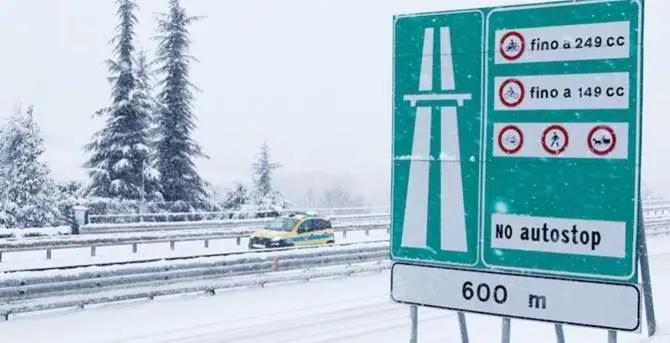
[271,237,282,241]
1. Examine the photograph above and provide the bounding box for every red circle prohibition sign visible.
[497,125,524,154]
[499,31,526,61]
[499,79,525,108]
[541,125,569,155]
[587,125,617,156]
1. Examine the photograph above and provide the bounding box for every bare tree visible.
[319,185,366,208]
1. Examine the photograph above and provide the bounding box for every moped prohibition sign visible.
[498,125,523,154]
[499,31,525,60]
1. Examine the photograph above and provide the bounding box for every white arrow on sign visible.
[401,26,470,253]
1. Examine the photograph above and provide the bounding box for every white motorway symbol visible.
[492,122,628,159]
[494,72,629,111]
[495,21,631,64]
[400,26,471,254]
[391,263,640,331]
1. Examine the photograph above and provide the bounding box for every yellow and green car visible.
[248,212,335,249]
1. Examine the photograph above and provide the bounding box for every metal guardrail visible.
[0,242,390,319]
[4,216,670,262]
[88,206,391,224]
[83,204,669,232]
[0,222,390,262]
[1,239,389,273]
[3,216,670,319]
[1,262,391,320]
[81,198,670,224]
[80,212,390,234]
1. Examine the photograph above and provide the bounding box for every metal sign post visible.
[501,318,511,343]
[555,324,566,343]
[409,305,418,343]
[637,199,657,336]
[458,312,470,343]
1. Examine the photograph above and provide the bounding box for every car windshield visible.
[264,217,299,232]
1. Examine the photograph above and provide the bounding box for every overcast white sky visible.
[0,0,668,205]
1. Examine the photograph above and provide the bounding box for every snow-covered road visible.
[4,236,670,342]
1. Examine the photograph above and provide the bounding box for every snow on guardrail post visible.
[273,257,279,271]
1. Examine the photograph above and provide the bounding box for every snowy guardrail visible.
[79,212,390,234]
[87,206,391,224]
[0,226,71,240]
[3,215,670,319]
[0,241,390,319]
[3,216,670,262]
[641,217,670,233]
[0,222,390,261]
[84,200,668,224]
[81,203,670,233]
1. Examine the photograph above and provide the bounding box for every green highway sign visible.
[391,10,484,267]
[390,0,644,331]
[482,0,642,281]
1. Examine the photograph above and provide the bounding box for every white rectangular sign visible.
[490,213,627,258]
[495,21,630,64]
[492,122,628,159]
[494,72,629,111]
[391,263,640,331]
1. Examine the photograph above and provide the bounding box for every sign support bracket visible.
[608,330,617,343]
[637,197,656,337]
[555,324,566,343]
[458,312,470,343]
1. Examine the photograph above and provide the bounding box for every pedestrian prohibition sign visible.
[541,125,569,155]
[391,0,646,333]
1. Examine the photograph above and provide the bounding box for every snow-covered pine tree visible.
[133,48,163,201]
[83,0,155,201]
[252,142,280,199]
[0,106,60,228]
[153,0,209,206]
[250,143,289,214]
[56,181,85,200]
